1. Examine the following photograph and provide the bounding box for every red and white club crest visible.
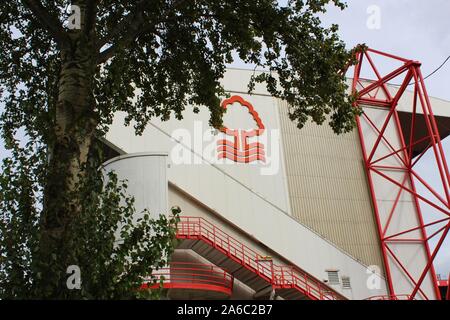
[217,95,266,163]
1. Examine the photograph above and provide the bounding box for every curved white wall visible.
[102,153,168,219]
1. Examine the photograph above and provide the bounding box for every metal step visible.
[178,238,272,292]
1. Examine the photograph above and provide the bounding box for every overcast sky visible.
[0,0,449,281]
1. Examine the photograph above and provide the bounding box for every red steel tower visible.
[351,48,450,300]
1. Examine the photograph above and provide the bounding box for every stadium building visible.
[101,48,450,300]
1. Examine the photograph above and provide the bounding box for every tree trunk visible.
[37,34,98,298]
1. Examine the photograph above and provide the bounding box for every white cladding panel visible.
[107,91,290,214]
[278,98,385,269]
[102,153,168,220]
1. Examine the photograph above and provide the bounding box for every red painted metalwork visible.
[448,274,450,300]
[141,262,234,296]
[217,95,266,163]
[366,294,414,300]
[176,216,344,300]
[437,278,448,287]
[351,48,450,300]
[438,275,450,300]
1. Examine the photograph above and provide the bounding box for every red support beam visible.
[351,47,450,300]
[352,51,396,296]
[447,274,450,300]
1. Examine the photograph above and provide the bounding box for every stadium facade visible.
[101,49,450,300]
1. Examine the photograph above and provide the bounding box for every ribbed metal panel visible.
[278,99,384,270]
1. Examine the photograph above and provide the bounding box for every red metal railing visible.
[176,216,345,300]
[366,295,414,300]
[274,265,337,300]
[437,274,450,300]
[142,262,233,296]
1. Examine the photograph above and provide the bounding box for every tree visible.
[0,148,180,298]
[0,0,358,298]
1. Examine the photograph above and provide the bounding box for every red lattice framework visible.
[351,48,450,300]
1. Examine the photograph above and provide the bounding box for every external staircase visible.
[174,216,346,300]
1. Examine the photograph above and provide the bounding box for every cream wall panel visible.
[277,99,385,271]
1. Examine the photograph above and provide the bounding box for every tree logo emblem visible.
[217,95,266,163]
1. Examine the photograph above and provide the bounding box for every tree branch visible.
[96,0,148,51]
[97,0,190,64]
[84,0,98,36]
[21,0,70,47]
[97,27,163,64]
